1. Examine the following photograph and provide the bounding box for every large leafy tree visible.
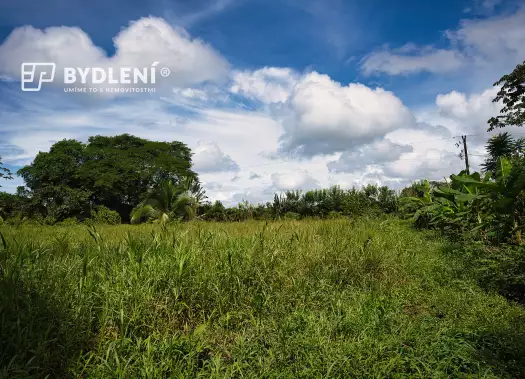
[488,60,525,131]
[76,134,196,220]
[17,140,89,220]
[18,134,197,221]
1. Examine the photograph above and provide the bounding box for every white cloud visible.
[449,8,525,61]
[383,149,462,181]
[0,17,229,90]
[327,139,413,173]
[361,45,465,76]
[274,72,415,156]
[361,8,525,76]
[192,141,239,173]
[435,87,501,134]
[230,67,299,104]
[271,170,319,191]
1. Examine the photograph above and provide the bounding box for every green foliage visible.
[0,156,12,185]
[401,156,525,243]
[270,185,397,220]
[327,211,345,219]
[0,192,21,220]
[200,185,399,222]
[90,205,121,225]
[488,60,525,131]
[17,135,196,222]
[482,132,525,175]
[1,220,524,377]
[130,178,205,224]
[283,211,301,220]
[453,243,525,304]
[57,217,80,226]
[201,200,227,221]
[44,215,57,226]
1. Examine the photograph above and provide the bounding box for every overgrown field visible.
[1,218,524,378]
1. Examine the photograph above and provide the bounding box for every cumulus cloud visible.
[192,141,239,173]
[0,17,229,90]
[383,149,462,181]
[435,87,501,134]
[274,72,415,157]
[271,170,319,191]
[327,139,413,173]
[448,8,525,61]
[230,67,299,104]
[361,8,525,76]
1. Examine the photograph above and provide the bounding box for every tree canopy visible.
[488,60,525,131]
[481,132,525,176]
[0,156,12,186]
[17,134,197,222]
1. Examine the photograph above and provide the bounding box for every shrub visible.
[467,244,525,304]
[91,205,121,225]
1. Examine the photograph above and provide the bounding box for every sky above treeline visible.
[0,0,524,204]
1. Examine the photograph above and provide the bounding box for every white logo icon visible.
[21,63,56,91]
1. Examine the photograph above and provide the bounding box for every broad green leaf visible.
[455,194,487,202]
[496,157,511,180]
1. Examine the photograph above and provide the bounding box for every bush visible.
[469,245,525,304]
[90,205,121,225]
[283,212,301,220]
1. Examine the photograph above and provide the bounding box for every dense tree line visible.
[198,185,399,222]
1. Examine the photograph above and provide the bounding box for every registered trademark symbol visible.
[160,67,170,77]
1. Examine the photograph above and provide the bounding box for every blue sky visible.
[0,0,524,203]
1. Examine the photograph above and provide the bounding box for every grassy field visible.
[1,217,524,378]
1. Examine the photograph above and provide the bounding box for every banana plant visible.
[404,157,525,243]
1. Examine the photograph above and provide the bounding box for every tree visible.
[17,140,89,220]
[0,156,12,186]
[482,132,516,175]
[17,134,196,221]
[488,61,525,131]
[77,134,196,220]
[131,178,205,224]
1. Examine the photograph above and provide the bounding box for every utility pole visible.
[461,135,470,175]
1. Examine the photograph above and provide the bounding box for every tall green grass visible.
[1,217,524,378]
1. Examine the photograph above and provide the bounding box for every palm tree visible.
[482,132,516,176]
[130,178,206,224]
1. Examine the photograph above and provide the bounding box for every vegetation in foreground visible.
[1,218,525,378]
